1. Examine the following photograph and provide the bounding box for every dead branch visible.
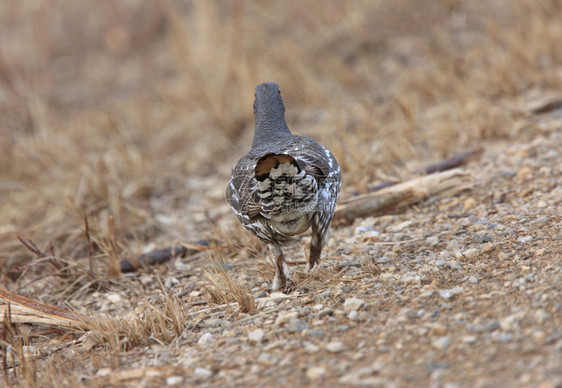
[334,168,473,225]
[119,240,212,273]
[367,148,482,192]
[423,148,482,175]
[15,235,63,271]
[521,93,562,115]
[0,288,87,329]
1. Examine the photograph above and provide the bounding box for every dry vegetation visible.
[0,1,561,387]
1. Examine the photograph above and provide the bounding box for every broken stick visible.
[367,149,481,193]
[334,168,473,225]
[119,240,212,273]
[0,287,87,329]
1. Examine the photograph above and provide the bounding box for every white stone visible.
[462,248,478,259]
[499,314,520,330]
[95,368,111,377]
[106,293,122,303]
[348,310,360,322]
[194,367,212,379]
[439,289,453,300]
[450,286,464,295]
[534,309,549,324]
[389,220,415,232]
[326,341,346,353]
[426,236,439,245]
[197,333,214,346]
[432,337,450,350]
[248,329,265,343]
[304,342,320,353]
[275,311,298,325]
[306,367,327,380]
[343,297,365,312]
[166,376,183,386]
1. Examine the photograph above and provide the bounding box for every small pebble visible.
[275,311,298,325]
[344,297,365,312]
[166,376,183,386]
[464,197,477,210]
[355,225,375,233]
[450,286,464,295]
[439,290,453,300]
[197,333,214,345]
[248,329,265,343]
[95,368,111,377]
[462,335,477,344]
[471,234,484,244]
[288,318,308,333]
[106,293,122,303]
[448,261,462,270]
[326,341,346,353]
[306,367,327,380]
[486,321,500,332]
[516,167,532,181]
[194,367,212,379]
[499,314,520,330]
[307,329,325,337]
[462,248,478,259]
[304,342,320,353]
[517,235,533,244]
[317,309,334,318]
[534,309,549,324]
[432,337,450,350]
[426,236,439,246]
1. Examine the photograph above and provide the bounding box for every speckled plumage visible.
[226,82,341,290]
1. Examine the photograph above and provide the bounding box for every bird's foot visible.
[270,276,295,293]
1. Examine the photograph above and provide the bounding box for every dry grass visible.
[0,0,560,386]
[202,254,256,314]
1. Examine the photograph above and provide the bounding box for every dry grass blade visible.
[202,255,255,314]
[84,289,193,352]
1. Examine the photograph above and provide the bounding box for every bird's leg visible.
[269,244,287,291]
[308,223,324,270]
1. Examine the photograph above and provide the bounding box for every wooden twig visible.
[0,288,87,329]
[119,240,213,273]
[521,93,562,115]
[423,148,482,175]
[15,235,45,259]
[334,168,473,225]
[15,235,63,271]
[367,149,482,193]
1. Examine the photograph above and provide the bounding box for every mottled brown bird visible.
[226,82,341,290]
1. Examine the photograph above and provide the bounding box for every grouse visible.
[226,82,341,291]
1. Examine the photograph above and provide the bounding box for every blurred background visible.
[0,0,560,272]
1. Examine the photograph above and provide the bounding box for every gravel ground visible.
[1,2,561,387]
[80,104,561,388]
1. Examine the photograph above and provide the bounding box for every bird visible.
[226,82,341,291]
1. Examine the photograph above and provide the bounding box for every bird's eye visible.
[278,89,281,95]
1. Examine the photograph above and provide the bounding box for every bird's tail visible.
[255,153,318,216]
